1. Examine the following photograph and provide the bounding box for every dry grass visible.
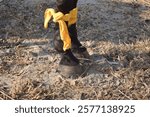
[0,0,150,100]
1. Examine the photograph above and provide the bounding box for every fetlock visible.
[59,49,79,66]
[72,44,90,59]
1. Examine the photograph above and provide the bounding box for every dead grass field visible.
[0,0,150,100]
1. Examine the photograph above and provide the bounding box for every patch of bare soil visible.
[0,0,150,100]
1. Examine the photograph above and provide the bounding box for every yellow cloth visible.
[44,8,78,51]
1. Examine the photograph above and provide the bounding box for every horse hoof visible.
[58,64,85,78]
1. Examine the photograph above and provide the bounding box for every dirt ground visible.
[0,0,150,100]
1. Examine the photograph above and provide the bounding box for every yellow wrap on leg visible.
[44,8,78,51]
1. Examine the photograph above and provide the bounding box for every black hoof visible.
[58,64,85,78]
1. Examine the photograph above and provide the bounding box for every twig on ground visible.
[118,90,132,100]
[0,90,14,100]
